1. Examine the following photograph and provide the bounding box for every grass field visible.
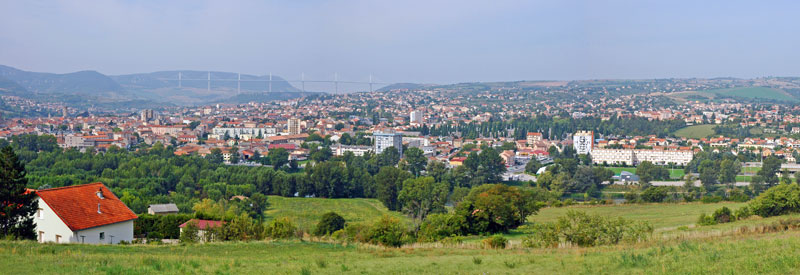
[673,124,716,139]
[530,202,745,231]
[9,201,800,274]
[264,196,409,231]
[606,167,685,180]
[5,222,800,274]
[702,87,797,102]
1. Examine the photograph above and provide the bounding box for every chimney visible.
[97,203,102,214]
[96,188,105,199]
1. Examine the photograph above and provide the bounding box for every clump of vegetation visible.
[522,211,653,248]
[748,183,800,217]
[313,212,346,236]
[366,215,407,247]
[482,235,508,249]
[416,213,467,242]
[179,220,200,243]
[265,217,297,239]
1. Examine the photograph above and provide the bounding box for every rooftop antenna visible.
[269,72,272,93]
[237,73,241,94]
[334,72,338,94]
[301,72,305,92]
[369,74,373,93]
[207,71,211,91]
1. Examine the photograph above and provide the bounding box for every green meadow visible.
[673,124,716,139]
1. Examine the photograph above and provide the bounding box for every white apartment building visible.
[592,148,694,166]
[573,131,593,155]
[212,127,277,139]
[331,144,372,156]
[374,131,403,155]
[410,110,423,124]
[287,118,301,135]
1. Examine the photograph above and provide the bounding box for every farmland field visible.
[264,196,409,231]
[702,87,797,102]
[673,124,716,139]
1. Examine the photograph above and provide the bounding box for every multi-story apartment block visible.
[592,148,693,166]
[374,131,403,155]
[573,131,593,155]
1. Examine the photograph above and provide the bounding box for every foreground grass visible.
[4,228,800,274]
[531,202,746,231]
[264,196,409,230]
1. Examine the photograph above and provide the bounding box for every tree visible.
[718,159,740,185]
[698,159,718,189]
[455,184,547,234]
[269,148,289,170]
[375,166,412,211]
[314,212,346,236]
[206,148,224,164]
[759,156,782,186]
[179,220,200,243]
[378,147,401,167]
[636,161,657,185]
[229,146,240,164]
[0,146,37,239]
[402,147,427,176]
[525,157,542,174]
[397,177,448,229]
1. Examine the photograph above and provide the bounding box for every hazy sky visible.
[1,0,799,84]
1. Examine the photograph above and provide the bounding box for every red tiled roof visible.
[35,182,137,231]
[179,219,225,230]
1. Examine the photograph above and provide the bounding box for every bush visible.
[735,206,752,220]
[314,212,346,236]
[522,211,653,248]
[482,235,508,249]
[135,214,193,239]
[623,191,640,203]
[179,220,199,243]
[641,187,669,202]
[332,223,371,243]
[697,213,716,226]
[712,207,733,224]
[367,215,407,247]
[700,195,723,203]
[417,213,467,242]
[748,183,800,217]
[265,217,296,239]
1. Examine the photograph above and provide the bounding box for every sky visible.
[1,0,799,86]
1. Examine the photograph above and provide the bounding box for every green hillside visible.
[264,196,409,231]
[702,87,797,102]
[673,124,716,138]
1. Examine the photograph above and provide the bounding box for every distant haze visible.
[1,0,799,86]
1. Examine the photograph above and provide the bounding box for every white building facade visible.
[374,131,403,155]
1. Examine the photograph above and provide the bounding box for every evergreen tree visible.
[0,146,37,239]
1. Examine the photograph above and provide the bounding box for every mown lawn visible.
[4,228,800,274]
[702,87,797,102]
[264,196,409,231]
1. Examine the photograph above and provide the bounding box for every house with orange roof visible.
[32,182,137,244]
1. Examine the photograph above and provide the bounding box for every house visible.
[147,204,179,215]
[179,219,225,241]
[33,182,137,244]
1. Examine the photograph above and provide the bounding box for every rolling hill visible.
[0,65,317,108]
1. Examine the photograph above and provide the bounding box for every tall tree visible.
[758,156,782,186]
[0,146,37,239]
[397,177,448,229]
[269,148,289,170]
[402,147,427,176]
[375,166,412,211]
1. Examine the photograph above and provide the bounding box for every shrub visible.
[748,183,800,217]
[179,220,199,243]
[623,192,640,203]
[367,215,407,247]
[735,206,752,220]
[482,235,508,249]
[641,187,669,202]
[265,217,296,239]
[332,223,371,243]
[417,213,467,242]
[522,211,653,248]
[727,188,750,202]
[314,212,346,236]
[697,213,716,226]
[700,195,723,203]
[712,207,733,224]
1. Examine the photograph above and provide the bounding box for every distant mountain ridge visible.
[0,65,316,109]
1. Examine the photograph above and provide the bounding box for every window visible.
[38,231,44,242]
[37,209,43,219]
[55,235,61,243]
[99,232,105,240]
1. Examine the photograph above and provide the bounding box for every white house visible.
[33,182,138,244]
